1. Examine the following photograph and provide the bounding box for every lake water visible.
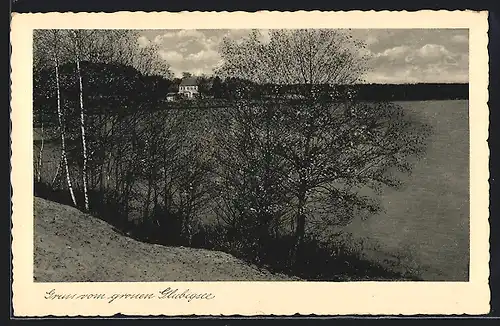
[34,99,471,281]
[348,100,470,281]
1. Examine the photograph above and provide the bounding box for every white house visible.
[178,77,199,99]
[166,92,177,102]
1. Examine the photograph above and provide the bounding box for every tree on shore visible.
[34,30,79,207]
[69,30,90,211]
[216,29,432,265]
[33,29,174,211]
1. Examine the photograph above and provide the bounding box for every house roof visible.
[179,77,198,86]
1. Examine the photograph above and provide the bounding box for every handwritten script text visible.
[44,287,216,303]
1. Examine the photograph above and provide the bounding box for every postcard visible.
[11,10,490,316]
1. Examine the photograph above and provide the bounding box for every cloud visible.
[365,42,467,83]
[451,34,469,43]
[374,45,412,60]
[365,35,378,46]
[223,29,254,40]
[365,65,468,84]
[143,29,264,77]
[153,35,164,44]
[137,36,151,48]
[143,29,232,77]
[176,29,206,39]
[153,29,206,45]
[158,50,184,63]
[200,36,220,50]
[416,44,452,58]
[138,29,469,82]
[409,44,464,66]
[186,49,220,62]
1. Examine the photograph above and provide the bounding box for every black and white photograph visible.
[31,26,471,282]
[11,10,490,316]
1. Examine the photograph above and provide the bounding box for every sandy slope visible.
[34,197,298,282]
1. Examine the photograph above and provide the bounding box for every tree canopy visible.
[213,29,433,264]
[217,29,370,86]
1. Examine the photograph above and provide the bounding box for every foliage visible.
[33,28,432,280]
[214,29,433,265]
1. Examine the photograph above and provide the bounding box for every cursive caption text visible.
[44,287,216,303]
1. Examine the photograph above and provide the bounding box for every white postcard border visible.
[11,10,490,316]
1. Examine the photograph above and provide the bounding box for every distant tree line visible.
[33,29,433,280]
[341,83,468,101]
[195,78,469,101]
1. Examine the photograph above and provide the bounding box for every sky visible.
[137,29,469,84]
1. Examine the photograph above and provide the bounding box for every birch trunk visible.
[73,31,90,211]
[36,119,44,183]
[54,56,78,207]
[51,155,62,186]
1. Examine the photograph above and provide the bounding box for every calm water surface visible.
[349,100,469,281]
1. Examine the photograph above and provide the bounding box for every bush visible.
[188,221,412,281]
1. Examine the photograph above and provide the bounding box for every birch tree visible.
[70,30,90,211]
[63,29,173,211]
[33,32,47,183]
[33,30,78,206]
